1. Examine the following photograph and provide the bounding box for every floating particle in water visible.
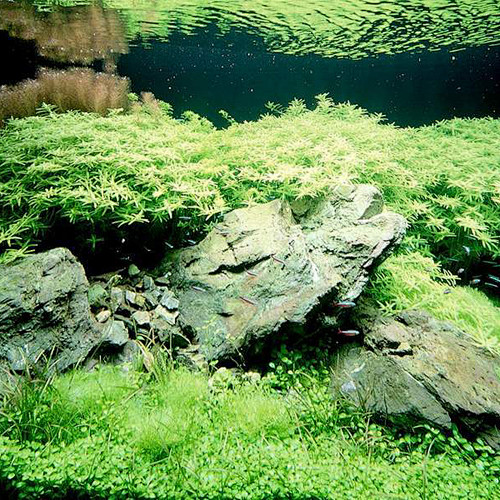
[470,279,481,285]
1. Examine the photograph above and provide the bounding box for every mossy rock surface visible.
[161,184,406,361]
[333,309,500,449]
[0,247,100,373]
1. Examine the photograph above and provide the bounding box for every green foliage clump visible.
[367,252,500,352]
[1,96,498,264]
[0,356,499,499]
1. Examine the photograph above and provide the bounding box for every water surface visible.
[1,0,499,125]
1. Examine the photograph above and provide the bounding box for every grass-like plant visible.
[0,356,498,499]
[366,252,500,351]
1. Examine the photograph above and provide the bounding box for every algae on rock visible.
[161,185,406,362]
[0,248,100,373]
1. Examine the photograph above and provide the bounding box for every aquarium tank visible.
[0,1,499,499]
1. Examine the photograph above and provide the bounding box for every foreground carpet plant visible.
[0,358,499,499]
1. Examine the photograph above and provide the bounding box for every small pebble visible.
[96,309,111,323]
[155,276,170,286]
[143,275,155,291]
[110,287,124,313]
[125,290,137,305]
[160,292,180,310]
[128,264,141,278]
[132,310,151,326]
[134,294,146,308]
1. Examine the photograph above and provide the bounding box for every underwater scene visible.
[0,1,499,498]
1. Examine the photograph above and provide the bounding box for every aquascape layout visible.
[0,1,499,499]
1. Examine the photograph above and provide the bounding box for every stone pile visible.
[1,184,499,448]
[87,263,189,360]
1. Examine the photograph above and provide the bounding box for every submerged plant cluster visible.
[0,95,498,350]
[0,0,128,65]
[1,95,498,259]
[0,68,130,125]
[0,352,498,499]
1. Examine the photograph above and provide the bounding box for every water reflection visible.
[0,68,130,125]
[0,0,128,66]
[0,0,499,126]
[7,0,497,59]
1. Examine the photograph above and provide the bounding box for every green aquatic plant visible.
[0,0,128,65]
[0,96,498,263]
[0,68,131,125]
[366,252,500,352]
[0,361,498,499]
[0,97,498,349]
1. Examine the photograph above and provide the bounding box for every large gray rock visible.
[332,310,500,449]
[160,185,406,362]
[0,248,101,373]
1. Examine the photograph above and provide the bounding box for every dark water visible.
[119,30,500,127]
[1,0,500,127]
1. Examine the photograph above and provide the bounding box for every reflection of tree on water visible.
[0,69,130,125]
[0,1,128,68]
